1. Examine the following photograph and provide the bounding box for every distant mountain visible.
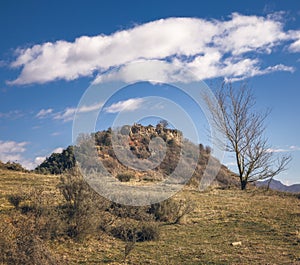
[256,179,300,193]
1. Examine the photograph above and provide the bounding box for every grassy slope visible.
[0,169,299,265]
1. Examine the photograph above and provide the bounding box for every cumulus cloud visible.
[286,30,300,52]
[0,140,27,154]
[289,38,300,52]
[8,13,299,85]
[0,140,28,165]
[104,98,145,113]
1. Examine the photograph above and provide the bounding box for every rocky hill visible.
[36,123,239,189]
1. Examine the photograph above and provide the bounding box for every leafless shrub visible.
[0,214,60,265]
[58,167,110,240]
[109,202,153,221]
[6,187,65,240]
[111,220,159,242]
[149,198,195,224]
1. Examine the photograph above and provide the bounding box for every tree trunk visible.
[266,177,273,191]
[241,179,247,190]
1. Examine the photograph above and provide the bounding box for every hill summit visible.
[36,123,239,189]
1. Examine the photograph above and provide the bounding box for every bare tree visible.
[204,83,291,190]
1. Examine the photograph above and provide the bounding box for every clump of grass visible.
[116,172,135,182]
[7,194,25,210]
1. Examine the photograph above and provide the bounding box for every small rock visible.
[231,241,242,246]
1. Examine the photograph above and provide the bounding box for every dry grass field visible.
[0,168,300,264]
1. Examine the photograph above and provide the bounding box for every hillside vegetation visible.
[1,124,299,264]
[0,168,300,264]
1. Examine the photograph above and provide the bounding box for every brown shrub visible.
[116,172,134,182]
[58,168,110,240]
[149,198,194,224]
[0,214,60,265]
[110,220,159,242]
[7,194,25,210]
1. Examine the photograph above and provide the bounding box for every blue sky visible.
[0,0,299,185]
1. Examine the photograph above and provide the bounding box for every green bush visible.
[0,161,27,172]
[35,146,75,174]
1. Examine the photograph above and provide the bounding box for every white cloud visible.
[52,102,103,122]
[225,161,237,167]
[0,140,27,154]
[92,59,198,84]
[266,148,288,153]
[289,145,300,151]
[280,179,291,186]
[288,30,300,52]
[104,98,144,113]
[0,140,43,170]
[36,108,53,118]
[34,156,46,165]
[77,102,104,113]
[52,147,63,154]
[289,39,300,52]
[53,107,77,122]
[0,140,29,166]
[0,110,24,120]
[8,13,299,85]
[51,132,61,136]
[266,145,300,153]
